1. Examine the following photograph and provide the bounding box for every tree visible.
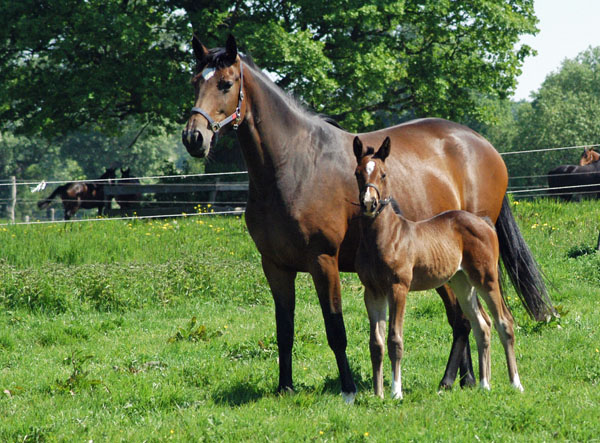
[501,47,600,187]
[1,0,538,138]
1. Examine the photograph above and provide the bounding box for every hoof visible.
[479,380,491,391]
[277,386,294,396]
[342,391,356,404]
[459,375,477,388]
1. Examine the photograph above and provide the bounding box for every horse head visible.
[579,147,600,166]
[182,35,246,158]
[353,136,391,217]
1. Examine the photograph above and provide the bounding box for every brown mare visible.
[37,168,116,220]
[579,147,600,166]
[181,35,553,402]
[353,136,522,398]
[115,167,142,210]
[548,147,600,201]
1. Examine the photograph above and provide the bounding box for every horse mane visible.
[197,46,342,129]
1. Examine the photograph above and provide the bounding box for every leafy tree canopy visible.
[0,0,538,137]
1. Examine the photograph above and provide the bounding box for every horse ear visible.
[225,34,238,64]
[353,137,364,161]
[375,137,391,161]
[192,35,209,63]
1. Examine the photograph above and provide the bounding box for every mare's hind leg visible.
[448,272,492,390]
[388,283,407,399]
[364,287,387,398]
[436,285,476,389]
[262,257,297,393]
[474,282,523,391]
[309,254,357,403]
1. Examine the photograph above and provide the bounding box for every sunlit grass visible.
[1,201,600,441]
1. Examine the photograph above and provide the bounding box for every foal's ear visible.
[353,136,364,161]
[192,35,209,63]
[374,136,391,161]
[225,34,238,64]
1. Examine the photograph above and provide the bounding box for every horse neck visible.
[236,64,341,192]
[359,203,408,251]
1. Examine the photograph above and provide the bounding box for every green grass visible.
[1,199,600,441]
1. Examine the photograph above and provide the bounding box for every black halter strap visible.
[362,183,393,217]
[191,61,245,133]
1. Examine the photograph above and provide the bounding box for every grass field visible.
[1,199,600,441]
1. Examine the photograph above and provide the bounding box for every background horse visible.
[579,147,600,166]
[181,35,554,402]
[37,168,116,220]
[115,167,142,210]
[353,136,522,399]
[547,149,600,200]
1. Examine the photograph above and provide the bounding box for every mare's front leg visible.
[262,257,297,393]
[364,287,387,398]
[309,254,357,403]
[388,284,407,399]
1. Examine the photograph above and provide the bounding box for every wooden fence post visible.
[8,176,16,223]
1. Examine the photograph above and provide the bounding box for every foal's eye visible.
[218,80,233,91]
[381,173,387,180]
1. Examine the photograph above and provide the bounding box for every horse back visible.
[359,118,508,221]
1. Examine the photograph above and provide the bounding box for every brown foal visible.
[580,147,600,166]
[353,136,523,399]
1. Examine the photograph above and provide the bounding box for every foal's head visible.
[353,136,391,217]
[182,35,245,158]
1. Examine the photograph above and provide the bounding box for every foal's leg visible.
[364,287,387,398]
[475,281,524,391]
[449,273,492,390]
[388,284,407,399]
[309,254,357,403]
[262,257,297,393]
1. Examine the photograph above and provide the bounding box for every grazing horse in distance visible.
[579,147,600,166]
[353,136,522,399]
[115,167,142,210]
[547,149,600,200]
[37,168,116,220]
[181,35,553,402]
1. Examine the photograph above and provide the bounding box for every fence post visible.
[8,176,16,223]
[209,177,221,205]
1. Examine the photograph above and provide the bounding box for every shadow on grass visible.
[212,367,372,406]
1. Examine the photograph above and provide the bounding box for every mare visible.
[37,168,116,220]
[115,167,142,210]
[181,35,553,402]
[353,136,522,399]
[547,148,600,201]
[579,147,600,166]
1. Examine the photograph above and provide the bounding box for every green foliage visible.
[0,0,538,137]
[478,46,600,187]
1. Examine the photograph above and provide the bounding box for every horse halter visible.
[190,61,245,133]
[361,182,392,217]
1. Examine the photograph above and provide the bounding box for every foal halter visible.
[362,183,393,217]
[190,61,245,133]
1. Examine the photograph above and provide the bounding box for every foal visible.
[353,136,523,399]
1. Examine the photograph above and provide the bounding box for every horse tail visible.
[495,196,557,321]
[37,185,65,209]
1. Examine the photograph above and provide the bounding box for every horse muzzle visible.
[182,128,213,158]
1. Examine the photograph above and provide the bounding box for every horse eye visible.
[381,173,387,179]
[218,80,233,91]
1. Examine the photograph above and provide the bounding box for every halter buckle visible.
[211,122,221,133]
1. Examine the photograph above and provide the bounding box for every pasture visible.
[1,199,599,441]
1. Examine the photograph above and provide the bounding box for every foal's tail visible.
[37,185,65,209]
[495,196,557,321]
